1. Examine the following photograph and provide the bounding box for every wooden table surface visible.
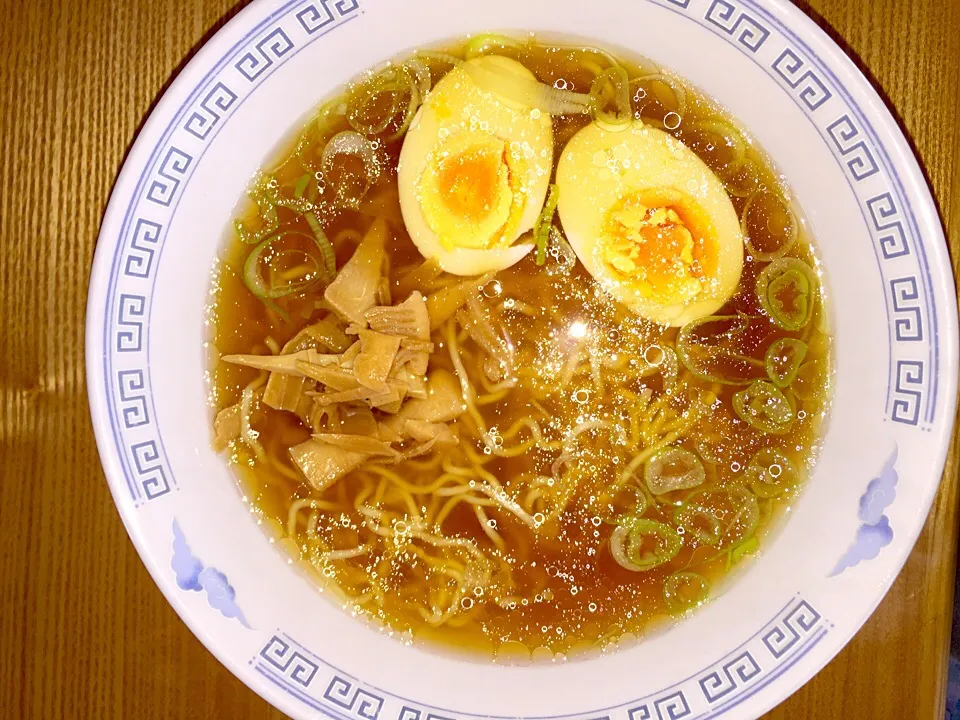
[1,0,959,717]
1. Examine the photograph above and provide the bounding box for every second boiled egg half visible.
[398,56,554,276]
[556,120,744,326]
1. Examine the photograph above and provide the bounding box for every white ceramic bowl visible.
[87,0,959,717]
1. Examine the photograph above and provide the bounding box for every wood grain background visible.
[1,0,958,717]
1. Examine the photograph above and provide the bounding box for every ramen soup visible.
[209,34,832,659]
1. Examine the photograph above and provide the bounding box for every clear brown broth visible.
[209,35,832,660]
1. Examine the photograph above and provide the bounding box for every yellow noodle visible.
[445,320,492,442]
[266,453,304,483]
[472,484,537,528]
[433,494,473,529]
[522,487,544,514]
[479,375,518,394]
[367,465,468,495]
[476,388,512,406]
[470,465,505,491]
[402,453,446,473]
[499,298,539,316]
[474,505,506,550]
[322,544,373,562]
[287,498,342,537]
[240,372,268,460]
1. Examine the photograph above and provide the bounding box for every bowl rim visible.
[86,0,959,717]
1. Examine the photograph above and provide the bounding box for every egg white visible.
[398,56,554,276]
[556,120,744,326]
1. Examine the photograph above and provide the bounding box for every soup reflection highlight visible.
[209,34,831,659]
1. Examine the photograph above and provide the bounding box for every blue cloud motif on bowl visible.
[172,519,204,591]
[172,519,250,628]
[830,448,898,577]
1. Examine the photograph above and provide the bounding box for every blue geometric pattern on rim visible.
[867,193,910,259]
[889,277,923,341]
[705,0,770,52]
[93,0,938,714]
[771,48,831,111]
[825,115,880,181]
[117,369,149,428]
[146,147,193,206]
[235,27,295,81]
[124,218,163,277]
[116,294,145,352]
[260,635,320,686]
[250,597,830,719]
[698,652,762,703]
[324,676,385,719]
[298,0,361,34]
[831,448,899,575]
[184,82,238,140]
[651,0,939,427]
[100,0,361,510]
[760,601,822,657]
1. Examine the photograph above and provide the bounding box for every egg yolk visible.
[600,188,719,303]
[416,132,527,251]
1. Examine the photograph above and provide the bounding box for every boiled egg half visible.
[556,121,743,326]
[398,56,554,276]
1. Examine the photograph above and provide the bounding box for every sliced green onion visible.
[235,208,278,245]
[347,66,406,136]
[463,60,592,115]
[591,64,632,132]
[464,33,521,59]
[385,68,421,142]
[674,502,722,546]
[756,257,818,331]
[416,50,462,67]
[724,487,760,544]
[550,44,622,77]
[631,73,688,119]
[742,192,799,261]
[720,157,760,199]
[304,213,337,282]
[676,314,764,385]
[347,60,429,142]
[681,119,747,174]
[661,346,680,393]
[727,536,760,570]
[645,447,706,495]
[320,131,380,208]
[234,173,282,244]
[296,97,348,171]
[610,518,683,572]
[243,232,322,300]
[693,431,727,465]
[792,360,826,402]
[664,572,710,612]
[744,447,797,498]
[257,172,317,214]
[765,338,808,388]
[534,184,560,266]
[733,381,795,434]
[403,58,432,98]
[293,173,311,199]
[263,298,292,323]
